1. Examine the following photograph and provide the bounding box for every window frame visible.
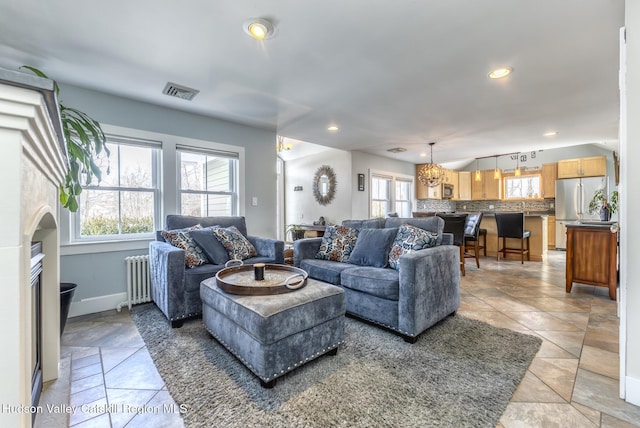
[369,169,414,218]
[176,146,240,217]
[502,172,543,200]
[70,135,162,243]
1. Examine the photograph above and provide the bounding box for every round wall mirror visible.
[313,165,337,205]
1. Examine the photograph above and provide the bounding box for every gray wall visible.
[351,150,416,219]
[58,84,278,309]
[284,148,352,227]
[459,144,618,193]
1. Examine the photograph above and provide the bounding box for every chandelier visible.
[417,142,445,187]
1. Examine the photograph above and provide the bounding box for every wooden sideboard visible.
[566,223,618,300]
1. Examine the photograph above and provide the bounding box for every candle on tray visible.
[254,263,265,281]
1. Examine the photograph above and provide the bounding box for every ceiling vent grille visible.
[387,147,407,153]
[162,82,200,101]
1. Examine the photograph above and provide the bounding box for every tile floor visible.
[36,251,640,427]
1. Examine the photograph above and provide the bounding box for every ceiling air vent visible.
[162,82,200,101]
[387,147,407,153]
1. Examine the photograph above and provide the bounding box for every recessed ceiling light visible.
[543,131,558,137]
[243,18,275,40]
[327,125,339,132]
[488,67,513,79]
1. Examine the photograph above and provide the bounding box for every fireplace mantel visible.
[0,68,67,427]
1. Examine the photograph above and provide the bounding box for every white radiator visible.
[117,255,151,311]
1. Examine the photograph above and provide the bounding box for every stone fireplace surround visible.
[0,69,67,427]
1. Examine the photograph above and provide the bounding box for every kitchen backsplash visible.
[416,199,555,213]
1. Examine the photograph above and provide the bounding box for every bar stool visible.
[437,213,469,275]
[495,212,530,264]
[463,212,484,268]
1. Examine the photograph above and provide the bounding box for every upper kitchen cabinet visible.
[541,163,557,198]
[471,170,501,200]
[444,170,459,200]
[458,171,471,200]
[557,156,606,179]
[415,164,429,199]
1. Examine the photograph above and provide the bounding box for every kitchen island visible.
[478,213,549,262]
[566,222,618,300]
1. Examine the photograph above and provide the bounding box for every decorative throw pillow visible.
[210,225,257,261]
[348,228,398,268]
[161,225,208,268]
[315,225,359,262]
[190,226,230,265]
[388,224,439,270]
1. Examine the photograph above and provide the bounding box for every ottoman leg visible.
[171,319,184,328]
[260,378,277,389]
[327,347,338,356]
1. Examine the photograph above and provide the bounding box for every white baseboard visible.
[68,292,128,318]
[626,376,640,406]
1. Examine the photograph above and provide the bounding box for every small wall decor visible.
[313,165,337,206]
[357,173,365,191]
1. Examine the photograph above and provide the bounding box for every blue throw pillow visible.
[388,224,439,270]
[189,226,230,265]
[348,228,398,268]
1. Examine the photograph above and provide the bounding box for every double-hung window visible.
[75,136,161,240]
[177,146,239,216]
[395,179,413,217]
[371,176,392,218]
[370,171,414,218]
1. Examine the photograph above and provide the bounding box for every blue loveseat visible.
[294,217,460,342]
[149,215,284,327]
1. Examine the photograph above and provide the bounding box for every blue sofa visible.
[294,217,460,342]
[149,215,285,327]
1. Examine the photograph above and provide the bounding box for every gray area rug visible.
[132,303,541,428]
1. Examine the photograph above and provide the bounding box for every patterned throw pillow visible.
[161,225,208,268]
[210,225,257,261]
[315,225,360,262]
[388,224,439,270]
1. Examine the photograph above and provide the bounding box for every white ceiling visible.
[0,0,624,167]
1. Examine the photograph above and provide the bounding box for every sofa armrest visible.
[149,241,186,322]
[293,238,322,267]
[397,245,460,336]
[441,232,453,245]
[248,236,285,264]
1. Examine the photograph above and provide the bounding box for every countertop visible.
[477,211,553,217]
[567,221,618,229]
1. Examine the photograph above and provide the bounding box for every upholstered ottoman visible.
[200,277,346,387]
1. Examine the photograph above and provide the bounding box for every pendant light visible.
[474,159,482,181]
[417,142,445,188]
[493,155,502,179]
[514,153,521,176]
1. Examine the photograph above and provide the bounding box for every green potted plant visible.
[286,224,305,241]
[588,188,618,221]
[21,66,110,334]
[21,66,110,212]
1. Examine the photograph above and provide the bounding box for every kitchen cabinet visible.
[446,170,459,200]
[541,163,557,198]
[566,224,617,300]
[458,171,471,200]
[557,156,606,179]
[471,170,501,200]
[415,165,429,199]
[548,215,556,249]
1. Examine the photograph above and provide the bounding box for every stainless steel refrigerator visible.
[555,176,608,249]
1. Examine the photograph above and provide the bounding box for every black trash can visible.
[60,283,77,336]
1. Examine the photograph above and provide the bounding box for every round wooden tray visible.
[215,262,308,295]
